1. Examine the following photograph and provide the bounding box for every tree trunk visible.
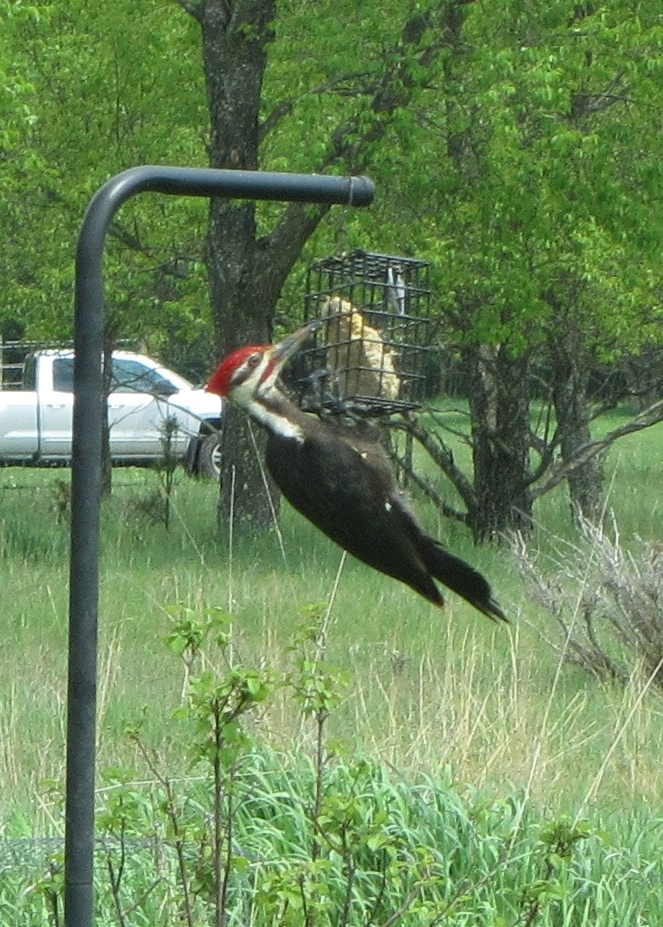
[194,1,278,526]
[549,324,605,522]
[206,203,278,524]
[467,344,533,542]
[441,3,534,542]
[218,404,277,526]
[182,0,469,526]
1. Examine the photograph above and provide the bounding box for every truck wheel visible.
[197,432,222,480]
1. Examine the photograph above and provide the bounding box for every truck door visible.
[37,356,75,457]
[107,358,190,459]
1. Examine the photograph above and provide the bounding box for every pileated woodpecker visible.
[207,325,507,623]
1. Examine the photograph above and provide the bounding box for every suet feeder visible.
[297,250,434,415]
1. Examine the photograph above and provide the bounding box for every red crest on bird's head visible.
[206,344,266,397]
[206,324,316,398]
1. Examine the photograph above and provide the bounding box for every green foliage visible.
[0,0,210,360]
[2,0,662,365]
[286,603,348,719]
[8,598,663,926]
[332,0,663,356]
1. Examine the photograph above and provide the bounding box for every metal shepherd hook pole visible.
[66,166,374,927]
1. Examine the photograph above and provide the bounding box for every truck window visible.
[53,358,75,392]
[111,359,177,396]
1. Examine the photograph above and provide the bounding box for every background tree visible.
[176,0,469,524]
[1,0,662,538]
[0,0,211,362]
[364,0,663,539]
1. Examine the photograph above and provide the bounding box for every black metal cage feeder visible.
[296,250,434,416]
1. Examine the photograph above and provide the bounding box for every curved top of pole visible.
[110,164,376,203]
[100,164,375,203]
[77,166,374,255]
[74,165,374,340]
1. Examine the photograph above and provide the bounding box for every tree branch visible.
[571,73,629,121]
[253,3,475,319]
[532,398,663,498]
[387,443,468,524]
[259,72,375,143]
[320,1,474,173]
[384,411,477,517]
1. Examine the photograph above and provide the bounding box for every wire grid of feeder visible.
[297,250,433,416]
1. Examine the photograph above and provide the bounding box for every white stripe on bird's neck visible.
[248,400,304,440]
[233,382,305,441]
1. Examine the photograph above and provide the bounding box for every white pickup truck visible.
[0,348,223,477]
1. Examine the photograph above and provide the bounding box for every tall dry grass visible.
[0,409,662,830]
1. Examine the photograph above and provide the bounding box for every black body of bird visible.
[206,325,507,623]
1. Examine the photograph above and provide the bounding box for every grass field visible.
[1,409,662,923]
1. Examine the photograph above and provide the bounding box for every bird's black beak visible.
[268,322,318,372]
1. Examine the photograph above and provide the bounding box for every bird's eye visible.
[246,353,262,369]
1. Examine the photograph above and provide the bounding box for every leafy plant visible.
[157,414,182,531]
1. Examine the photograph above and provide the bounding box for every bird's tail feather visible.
[420,539,508,623]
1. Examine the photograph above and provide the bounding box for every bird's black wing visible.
[265,426,444,605]
[266,424,508,621]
